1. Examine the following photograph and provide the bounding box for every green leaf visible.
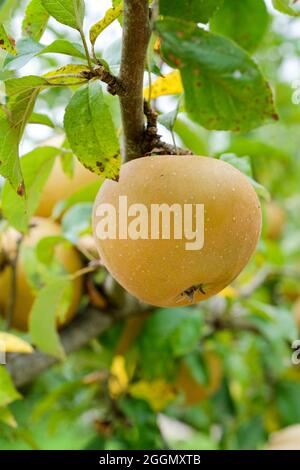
[4,37,85,72]
[159,0,223,24]
[4,37,43,70]
[158,102,180,131]
[22,0,49,41]
[0,366,21,408]
[182,351,211,386]
[157,19,278,131]
[29,112,55,127]
[0,23,16,54]
[0,0,19,23]
[61,149,74,177]
[90,2,123,46]
[64,81,120,180]
[210,0,270,52]
[21,244,68,293]
[138,308,203,379]
[174,115,208,155]
[61,202,92,243]
[29,278,72,359]
[220,153,253,177]
[42,0,85,30]
[272,0,300,16]
[36,235,69,264]
[276,381,300,425]
[0,407,17,428]
[5,75,49,137]
[220,153,270,201]
[37,39,86,59]
[2,147,58,232]
[0,107,23,192]
[52,179,102,218]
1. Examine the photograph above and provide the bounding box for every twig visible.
[69,265,98,281]
[119,0,151,162]
[239,266,274,298]
[94,65,125,96]
[214,318,261,335]
[142,100,192,155]
[79,27,93,71]
[6,308,117,388]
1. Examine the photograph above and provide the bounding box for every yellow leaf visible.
[109,355,129,399]
[90,3,123,46]
[0,407,17,428]
[0,24,17,56]
[129,379,176,412]
[44,65,89,85]
[144,70,183,101]
[153,37,161,53]
[218,286,237,298]
[0,332,33,354]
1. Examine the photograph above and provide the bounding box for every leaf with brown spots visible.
[160,0,223,24]
[0,106,23,192]
[90,2,123,46]
[157,19,277,132]
[0,24,16,55]
[64,81,121,180]
[22,0,49,41]
[210,0,270,52]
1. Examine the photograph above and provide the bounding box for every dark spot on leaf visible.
[17,182,25,197]
[96,161,105,172]
[272,113,279,121]
[0,40,4,45]
[8,36,16,47]
[168,53,181,68]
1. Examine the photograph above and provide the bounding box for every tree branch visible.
[142,100,193,156]
[119,0,151,162]
[6,307,118,389]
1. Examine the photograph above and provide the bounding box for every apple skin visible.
[0,218,83,331]
[265,201,286,240]
[93,155,262,307]
[175,352,222,405]
[36,158,100,218]
[266,425,300,450]
[293,297,300,332]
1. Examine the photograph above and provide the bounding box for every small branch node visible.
[94,65,126,96]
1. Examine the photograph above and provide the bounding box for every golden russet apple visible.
[36,158,100,218]
[93,155,262,307]
[175,353,222,405]
[266,424,300,450]
[293,297,300,332]
[0,218,83,331]
[265,201,286,240]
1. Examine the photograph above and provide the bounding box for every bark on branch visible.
[119,0,151,162]
[6,307,118,389]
